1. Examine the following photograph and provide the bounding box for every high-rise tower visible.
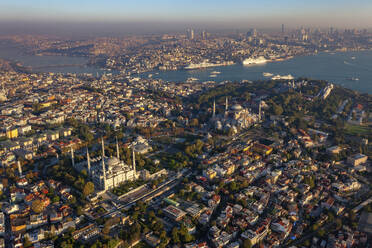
[187,28,195,40]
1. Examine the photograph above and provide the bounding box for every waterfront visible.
[0,41,106,75]
[0,40,371,94]
[144,50,372,94]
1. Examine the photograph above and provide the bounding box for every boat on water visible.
[209,74,217,78]
[348,77,359,81]
[184,61,234,69]
[243,56,267,65]
[351,56,356,60]
[186,77,198,82]
[263,72,274,77]
[271,74,294,80]
[210,71,221,74]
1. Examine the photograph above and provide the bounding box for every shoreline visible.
[0,47,371,77]
[141,50,372,94]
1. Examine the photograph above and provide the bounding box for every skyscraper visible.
[247,28,257,38]
[201,30,207,40]
[187,28,195,40]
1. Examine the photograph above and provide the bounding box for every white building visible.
[73,139,137,191]
[211,97,260,131]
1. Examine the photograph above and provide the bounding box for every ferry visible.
[243,56,267,65]
[271,74,294,80]
[262,72,274,77]
[209,74,217,78]
[184,61,234,70]
[349,77,359,81]
[186,77,198,82]
[210,71,221,74]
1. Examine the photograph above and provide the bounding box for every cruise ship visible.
[243,56,267,65]
[184,61,234,70]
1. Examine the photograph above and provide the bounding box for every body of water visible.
[0,41,106,75]
[0,40,371,94]
[144,50,372,94]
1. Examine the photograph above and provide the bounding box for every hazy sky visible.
[0,0,371,31]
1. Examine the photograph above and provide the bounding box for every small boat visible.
[349,77,359,81]
[209,74,217,78]
[211,71,221,74]
[351,57,356,60]
[186,77,198,82]
[263,72,273,77]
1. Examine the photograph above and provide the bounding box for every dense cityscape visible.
[1,26,372,74]
[0,1,371,248]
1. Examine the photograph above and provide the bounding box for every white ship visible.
[209,74,217,78]
[349,77,359,81]
[184,61,234,70]
[243,56,267,65]
[263,72,273,77]
[186,77,199,82]
[211,71,221,74]
[271,74,294,80]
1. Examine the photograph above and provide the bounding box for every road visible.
[102,169,190,217]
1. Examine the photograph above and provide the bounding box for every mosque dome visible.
[231,104,243,111]
[107,157,120,168]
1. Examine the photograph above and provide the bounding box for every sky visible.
[0,0,371,34]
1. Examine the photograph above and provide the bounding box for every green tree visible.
[52,196,60,203]
[335,218,342,230]
[83,182,95,197]
[171,228,180,244]
[243,239,252,248]
[189,118,199,127]
[272,103,283,116]
[31,199,44,213]
[317,228,326,238]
